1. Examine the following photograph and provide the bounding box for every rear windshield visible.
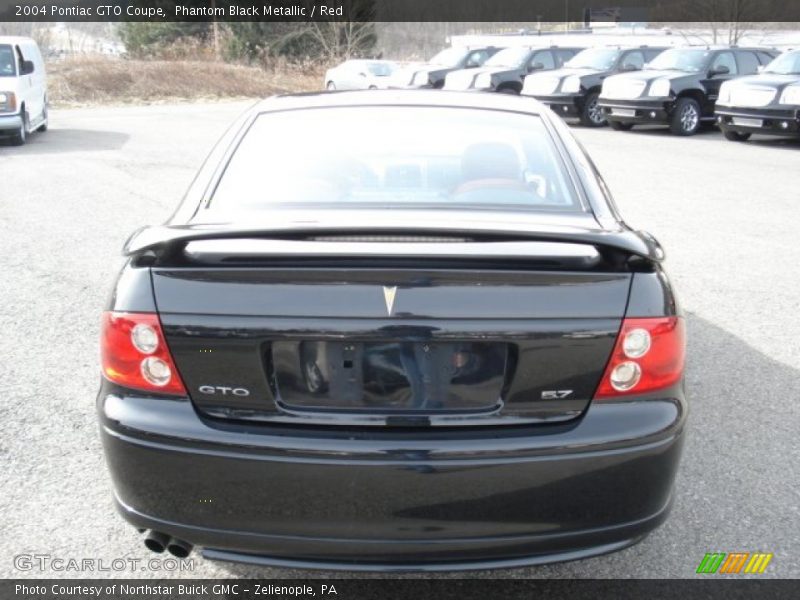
[0,45,16,77]
[209,106,581,213]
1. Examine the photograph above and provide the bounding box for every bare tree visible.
[687,0,768,45]
[304,0,377,61]
[725,0,764,44]
[307,22,376,61]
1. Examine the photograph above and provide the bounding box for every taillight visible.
[100,312,186,395]
[594,317,685,399]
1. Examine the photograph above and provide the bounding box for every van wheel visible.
[10,110,28,146]
[670,97,701,136]
[723,130,750,142]
[38,103,48,132]
[609,120,634,131]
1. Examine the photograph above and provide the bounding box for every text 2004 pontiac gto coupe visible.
[98,91,686,571]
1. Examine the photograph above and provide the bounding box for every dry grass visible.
[47,57,324,107]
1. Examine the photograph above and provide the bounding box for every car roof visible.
[255,90,547,116]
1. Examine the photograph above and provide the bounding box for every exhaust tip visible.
[167,538,193,558]
[143,530,169,554]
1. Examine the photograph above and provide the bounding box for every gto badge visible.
[383,286,397,316]
[541,390,573,399]
[198,385,250,397]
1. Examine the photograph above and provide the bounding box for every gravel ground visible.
[0,101,798,579]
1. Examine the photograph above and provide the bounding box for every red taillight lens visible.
[100,311,186,395]
[594,317,685,399]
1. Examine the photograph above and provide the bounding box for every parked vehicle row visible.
[597,47,779,135]
[0,36,48,146]
[391,46,501,89]
[442,46,582,93]
[324,44,800,143]
[522,46,667,126]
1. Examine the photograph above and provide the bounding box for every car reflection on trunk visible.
[288,341,506,412]
[397,342,451,410]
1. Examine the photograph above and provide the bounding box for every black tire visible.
[723,130,751,142]
[368,85,377,90]
[669,97,701,136]
[326,81,336,91]
[579,92,606,127]
[609,120,634,131]
[10,109,28,146]
[497,86,520,95]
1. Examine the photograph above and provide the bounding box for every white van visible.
[0,36,48,146]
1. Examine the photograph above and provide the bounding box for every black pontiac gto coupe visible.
[98,91,687,571]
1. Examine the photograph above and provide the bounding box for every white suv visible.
[0,36,48,146]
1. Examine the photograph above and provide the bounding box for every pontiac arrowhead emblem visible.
[383,286,397,316]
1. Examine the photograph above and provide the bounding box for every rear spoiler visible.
[123,223,665,264]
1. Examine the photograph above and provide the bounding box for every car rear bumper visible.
[716,106,800,137]
[599,98,673,124]
[98,384,686,571]
[0,113,22,132]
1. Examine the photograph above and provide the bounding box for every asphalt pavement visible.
[1,101,798,579]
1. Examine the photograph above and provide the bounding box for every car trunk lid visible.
[151,237,631,427]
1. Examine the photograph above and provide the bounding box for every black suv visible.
[715,49,800,141]
[443,46,582,94]
[598,46,778,135]
[392,46,500,89]
[522,46,667,126]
